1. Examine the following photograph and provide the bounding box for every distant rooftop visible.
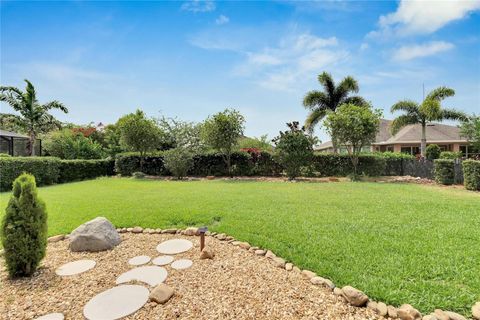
[0,129,29,139]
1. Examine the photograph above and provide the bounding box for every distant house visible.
[0,129,41,156]
[315,119,475,157]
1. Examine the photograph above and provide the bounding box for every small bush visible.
[434,159,455,185]
[439,151,462,159]
[163,148,194,179]
[0,157,61,191]
[1,173,47,277]
[58,159,115,183]
[463,160,480,191]
[426,144,441,160]
[132,171,146,179]
[115,152,167,176]
[0,153,11,157]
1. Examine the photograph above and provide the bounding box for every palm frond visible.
[0,86,23,97]
[337,76,359,94]
[343,96,368,107]
[390,100,419,114]
[305,108,327,132]
[317,72,335,101]
[303,91,329,109]
[425,86,455,102]
[439,108,469,122]
[0,93,23,111]
[391,114,419,134]
[42,100,68,113]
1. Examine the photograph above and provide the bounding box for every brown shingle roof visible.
[375,122,466,145]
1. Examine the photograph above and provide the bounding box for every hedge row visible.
[0,157,114,191]
[434,159,455,185]
[463,160,480,191]
[115,152,392,178]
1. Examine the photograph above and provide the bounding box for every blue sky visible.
[1,0,479,141]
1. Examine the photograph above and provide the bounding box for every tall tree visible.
[0,80,68,155]
[390,87,468,157]
[459,115,480,156]
[303,71,367,153]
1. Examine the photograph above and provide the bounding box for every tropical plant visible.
[303,71,367,152]
[460,115,480,154]
[1,173,48,277]
[426,144,441,160]
[201,108,245,176]
[390,87,468,157]
[43,129,105,159]
[273,122,316,180]
[324,104,382,180]
[0,80,68,155]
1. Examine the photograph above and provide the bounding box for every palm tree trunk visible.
[29,131,36,156]
[420,122,426,157]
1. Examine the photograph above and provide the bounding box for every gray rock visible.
[341,286,368,307]
[149,283,174,304]
[473,302,480,320]
[69,217,121,252]
[161,228,177,234]
[48,235,65,243]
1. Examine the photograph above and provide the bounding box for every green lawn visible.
[1,178,479,315]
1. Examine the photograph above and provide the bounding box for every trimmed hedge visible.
[463,160,480,191]
[434,159,455,185]
[0,157,114,191]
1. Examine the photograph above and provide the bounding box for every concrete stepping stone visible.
[171,259,193,270]
[156,239,193,255]
[128,255,151,266]
[55,259,96,276]
[116,266,167,286]
[35,313,64,320]
[83,285,149,320]
[152,255,174,266]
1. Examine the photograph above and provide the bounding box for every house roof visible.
[315,119,467,150]
[0,129,29,139]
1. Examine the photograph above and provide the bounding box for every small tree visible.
[460,115,480,156]
[426,144,441,160]
[43,129,105,159]
[118,110,162,171]
[1,173,47,277]
[273,122,316,180]
[324,104,382,180]
[201,109,245,176]
[163,147,194,179]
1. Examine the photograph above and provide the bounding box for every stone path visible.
[55,259,96,276]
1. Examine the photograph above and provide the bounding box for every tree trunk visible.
[140,152,145,172]
[332,136,338,154]
[420,122,427,157]
[29,131,36,156]
[226,153,232,177]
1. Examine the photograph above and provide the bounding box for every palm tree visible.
[303,71,367,152]
[0,79,68,155]
[390,86,468,157]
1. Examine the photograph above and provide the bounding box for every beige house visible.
[316,119,475,157]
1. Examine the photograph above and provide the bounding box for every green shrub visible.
[434,159,455,185]
[310,153,386,177]
[163,148,194,179]
[1,173,47,277]
[377,152,414,176]
[462,160,480,191]
[43,129,105,159]
[115,152,167,176]
[0,153,11,157]
[58,159,115,183]
[132,171,146,179]
[439,151,462,159]
[0,157,61,191]
[426,144,441,160]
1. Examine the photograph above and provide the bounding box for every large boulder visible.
[69,217,121,252]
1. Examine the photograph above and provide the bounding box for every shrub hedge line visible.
[462,160,480,191]
[434,159,455,185]
[0,157,114,191]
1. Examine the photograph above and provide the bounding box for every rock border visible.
[46,228,478,320]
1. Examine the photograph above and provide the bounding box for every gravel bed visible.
[0,233,380,319]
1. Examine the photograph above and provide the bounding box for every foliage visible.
[3,178,478,316]
[0,80,68,155]
[236,135,274,152]
[273,122,316,179]
[201,109,245,175]
[439,151,462,159]
[426,144,441,160]
[163,147,194,179]
[118,110,163,170]
[43,129,105,159]
[156,116,204,152]
[390,86,468,156]
[132,172,146,179]
[0,153,12,157]
[58,159,115,183]
[459,115,480,153]
[462,160,480,191]
[103,124,125,156]
[324,104,382,180]
[1,173,47,277]
[302,72,367,146]
[434,159,455,185]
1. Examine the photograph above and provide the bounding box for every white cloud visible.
[392,41,454,61]
[360,43,369,51]
[215,14,229,25]
[181,0,215,13]
[370,0,480,37]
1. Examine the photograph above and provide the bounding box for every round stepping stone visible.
[171,259,193,270]
[116,266,167,286]
[55,259,96,276]
[83,285,149,320]
[35,313,64,320]
[156,239,193,255]
[128,255,151,266]
[152,255,174,266]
